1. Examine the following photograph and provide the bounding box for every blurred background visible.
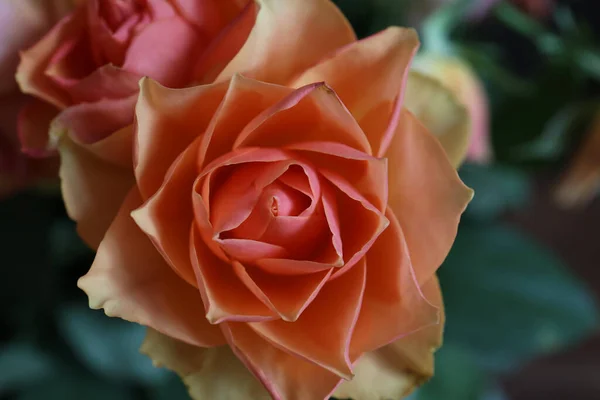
[1,0,599,399]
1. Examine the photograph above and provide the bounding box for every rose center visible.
[99,0,145,31]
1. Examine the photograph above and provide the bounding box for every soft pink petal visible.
[78,186,224,347]
[61,64,140,104]
[234,82,371,154]
[387,109,473,285]
[18,99,59,157]
[292,27,419,157]
[249,259,366,380]
[58,136,134,248]
[216,0,356,85]
[123,17,207,88]
[134,77,228,199]
[223,322,343,400]
[190,226,276,324]
[170,0,249,37]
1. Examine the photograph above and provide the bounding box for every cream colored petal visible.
[141,329,271,400]
[403,71,471,168]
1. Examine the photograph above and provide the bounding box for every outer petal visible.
[78,187,224,347]
[387,109,473,285]
[216,0,356,85]
[404,71,472,168]
[18,99,59,157]
[140,329,271,400]
[334,275,444,400]
[58,135,134,248]
[134,77,228,199]
[224,323,343,400]
[292,27,419,157]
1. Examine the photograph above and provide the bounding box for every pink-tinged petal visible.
[62,64,141,103]
[349,208,439,356]
[190,226,276,324]
[58,136,134,248]
[323,174,389,277]
[140,329,271,400]
[198,74,291,169]
[233,263,332,321]
[387,109,473,285]
[293,27,419,157]
[16,8,87,109]
[217,239,288,262]
[169,0,249,37]
[192,2,257,84]
[287,141,388,213]
[123,17,207,88]
[78,187,224,347]
[216,0,356,85]
[135,77,228,199]
[131,137,202,288]
[51,94,137,145]
[18,99,59,157]
[255,258,339,276]
[223,322,343,400]
[335,276,444,400]
[86,0,133,66]
[235,83,371,154]
[249,259,366,380]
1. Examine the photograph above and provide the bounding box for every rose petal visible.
[131,137,202,287]
[293,27,419,157]
[134,77,228,199]
[234,82,371,155]
[18,99,59,157]
[387,109,473,285]
[58,135,134,248]
[17,7,87,109]
[170,0,249,37]
[78,187,224,347]
[62,64,141,104]
[232,263,332,321]
[223,322,343,400]
[249,259,366,380]
[123,17,207,88]
[140,329,271,400]
[404,71,472,168]
[216,0,356,85]
[190,226,277,324]
[349,208,439,356]
[198,74,291,169]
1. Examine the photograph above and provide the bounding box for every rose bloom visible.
[17,0,253,157]
[27,1,473,399]
[0,0,74,196]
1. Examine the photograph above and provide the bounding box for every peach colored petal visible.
[249,259,366,380]
[198,74,291,169]
[223,322,343,400]
[16,7,87,109]
[334,276,444,400]
[18,99,59,157]
[81,125,133,168]
[255,258,339,276]
[58,135,134,248]
[50,93,137,144]
[293,27,419,157]
[234,82,371,155]
[218,239,289,262]
[140,329,271,400]
[232,263,332,321]
[349,208,439,356]
[131,137,202,288]
[78,187,224,347]
[192,2,257,84]
[134,77,228,199]
[190,226,277,324]
[122,17,207,88]
[404,71,472,168]
[216,0,356,85]
[387,109,473,285]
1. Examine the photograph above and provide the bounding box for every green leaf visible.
[459,164,531,221]
[439,225,598,372]
[57,304,170,385]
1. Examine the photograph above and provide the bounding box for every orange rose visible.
[17,0,253,156]
[58,1,473,399]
